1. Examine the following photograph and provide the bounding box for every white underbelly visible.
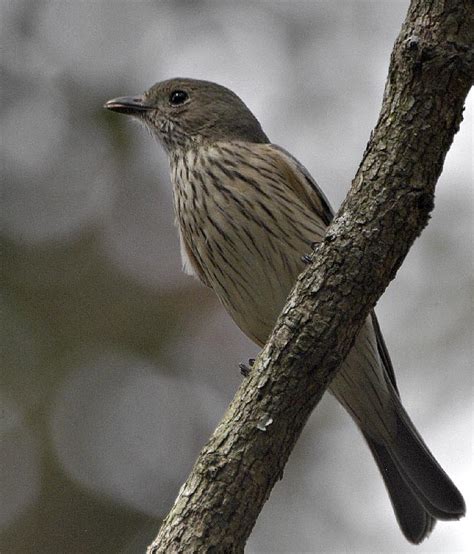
[193,205,308,345]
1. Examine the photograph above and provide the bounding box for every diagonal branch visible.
[148,1,473,552]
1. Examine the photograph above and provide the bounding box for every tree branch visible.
[148,1,473,552]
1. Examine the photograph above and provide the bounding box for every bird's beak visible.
[104,95,153,116]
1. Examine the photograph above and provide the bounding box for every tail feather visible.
[389,398,466,520]
[330,315,465,542]
[364,399,465,543]
[365,434,436,544]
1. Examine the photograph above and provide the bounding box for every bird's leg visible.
[301,240,323,265]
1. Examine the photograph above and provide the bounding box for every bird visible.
[104,78,465,544]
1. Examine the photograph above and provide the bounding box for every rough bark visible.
[148,1,473,552]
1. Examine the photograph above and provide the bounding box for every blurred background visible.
[1,1,472,552]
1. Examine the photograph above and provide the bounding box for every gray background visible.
[1,1,472,552]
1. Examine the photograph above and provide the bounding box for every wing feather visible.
[266,144,334,226]
[263,144,397,391]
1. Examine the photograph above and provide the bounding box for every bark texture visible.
[148,1,473,552]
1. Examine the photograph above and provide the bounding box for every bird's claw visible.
[239,358,255,377]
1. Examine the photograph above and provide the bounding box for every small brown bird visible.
[105,78,465,544]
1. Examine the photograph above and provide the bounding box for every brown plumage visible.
[105,78,465,544]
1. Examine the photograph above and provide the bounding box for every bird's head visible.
[104,78,269,153]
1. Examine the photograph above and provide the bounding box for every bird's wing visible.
[265,144,334,227]
[370,311,399,392]
[262,143,400,392]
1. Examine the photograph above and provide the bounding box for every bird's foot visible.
[239,358,255,377]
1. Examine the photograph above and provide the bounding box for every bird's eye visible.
[169,90,189,106]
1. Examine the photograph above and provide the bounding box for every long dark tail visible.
[364,395,465,544]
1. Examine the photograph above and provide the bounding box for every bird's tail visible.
[362,391,465,544]
[331,317,466,543]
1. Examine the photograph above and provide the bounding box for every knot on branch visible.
[404,35,421,51]
[404,187,434,239]
[402,32,474,78]
[416,189,434,216]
